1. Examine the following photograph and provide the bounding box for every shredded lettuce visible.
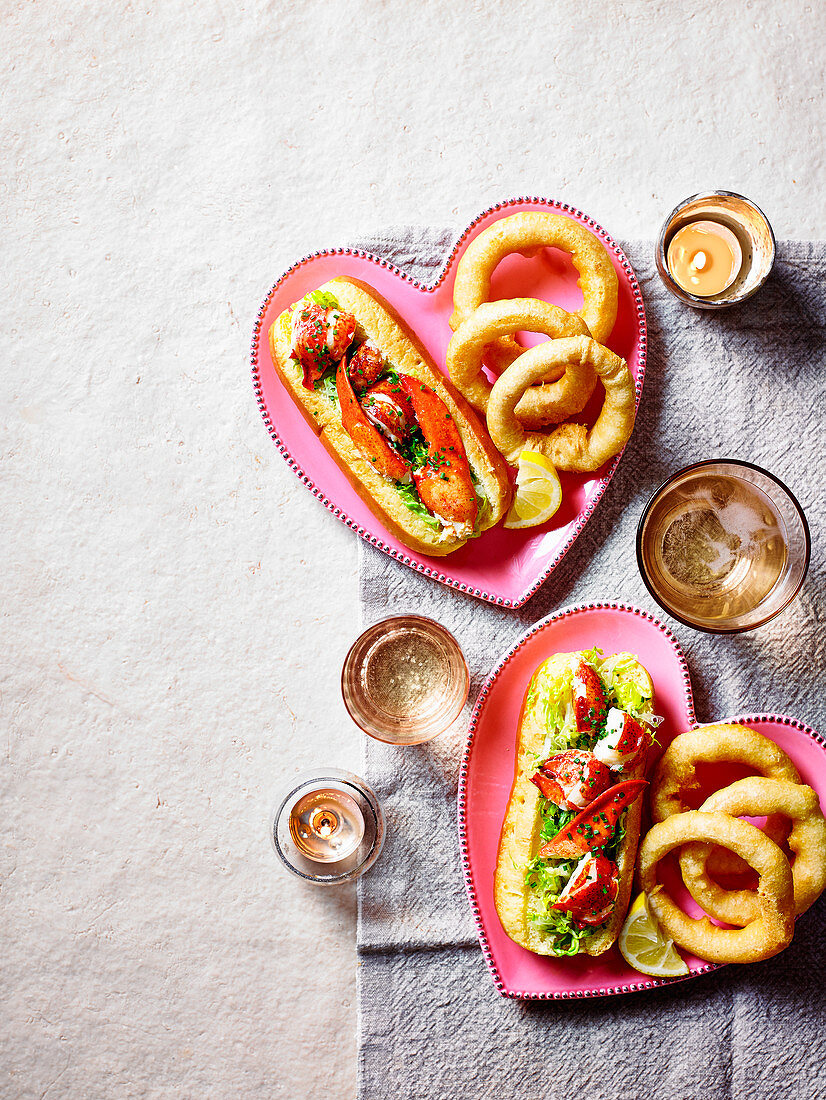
[601,808,628,861]
[393,480,440,529]
[528,905,592,956]
[396,425,430,469]
[525,678,539,712]
[309,289,340,310]
[539,802,577,843]
[525,848,592,955]
[314,371,339,404]
[596,650,663,729]
[388,425,439,530]
[615,679,649,714]
[525,854,574,897]
[529,663,581,758]
[467,472,492,538]
[580,645,605,668]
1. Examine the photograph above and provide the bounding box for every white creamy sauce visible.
[556,854,595,904]
[433,513,473,539]
[290,306,304,348]
[593,708,631,766]
[323,309,340,350]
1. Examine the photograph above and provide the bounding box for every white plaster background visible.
[2,2,824,1097]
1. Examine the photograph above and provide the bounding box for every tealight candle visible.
[271,769,385,884]
[655,191,775,310]
[666,220,743,297]
[288,784,365,862]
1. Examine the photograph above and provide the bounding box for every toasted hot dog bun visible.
[269,277,511,557]
[495,650,654,957]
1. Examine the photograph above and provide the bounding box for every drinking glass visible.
[341,615,470,744]
[637,460,809,633]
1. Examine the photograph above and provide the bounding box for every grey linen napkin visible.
[354,229,826,1100]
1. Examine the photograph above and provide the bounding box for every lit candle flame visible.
[311,808,338,838]
[692,250,708,271]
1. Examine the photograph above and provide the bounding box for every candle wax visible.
[667,219,743,297]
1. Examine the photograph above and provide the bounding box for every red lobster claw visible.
[398,376,477,527]
[337,363,411,482]
[538,779,648,860]
[550,855,620,926]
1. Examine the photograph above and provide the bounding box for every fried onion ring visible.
[651,723,801,876]
[705,816,791,878]
[638,811,795,964]
[450,212,619,373]
[445,298,594,427]
[486,335,636,472]
[680,778,826,923]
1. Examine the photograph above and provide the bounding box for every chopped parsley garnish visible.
[395,425,429,469]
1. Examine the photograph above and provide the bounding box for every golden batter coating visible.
[450,212,619,367]
[486,336,635,472]
[445,297,595,428]
[679,777,826,923]
[638,811,795,965]
[651,723,801,876]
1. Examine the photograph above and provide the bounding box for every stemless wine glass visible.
[341,615,470,744]
[637,459,810,633]
[271,768,385,885]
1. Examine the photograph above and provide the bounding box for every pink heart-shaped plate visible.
[458,602,826,998]
[250,198,646,607]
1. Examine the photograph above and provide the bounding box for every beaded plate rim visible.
[456,601,825,999]
[250,197,647,608]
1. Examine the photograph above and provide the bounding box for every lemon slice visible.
[618,893,689,978]
[504,450,563,530]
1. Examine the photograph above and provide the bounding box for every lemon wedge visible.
[504,450,563,530]
[618,893,689,978]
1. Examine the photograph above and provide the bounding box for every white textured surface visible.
[1,2,824,1098]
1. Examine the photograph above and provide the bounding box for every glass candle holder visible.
[637,460,810,633]
[341,615,470,744]
[271,768,385,884]
[655,191,775,309]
